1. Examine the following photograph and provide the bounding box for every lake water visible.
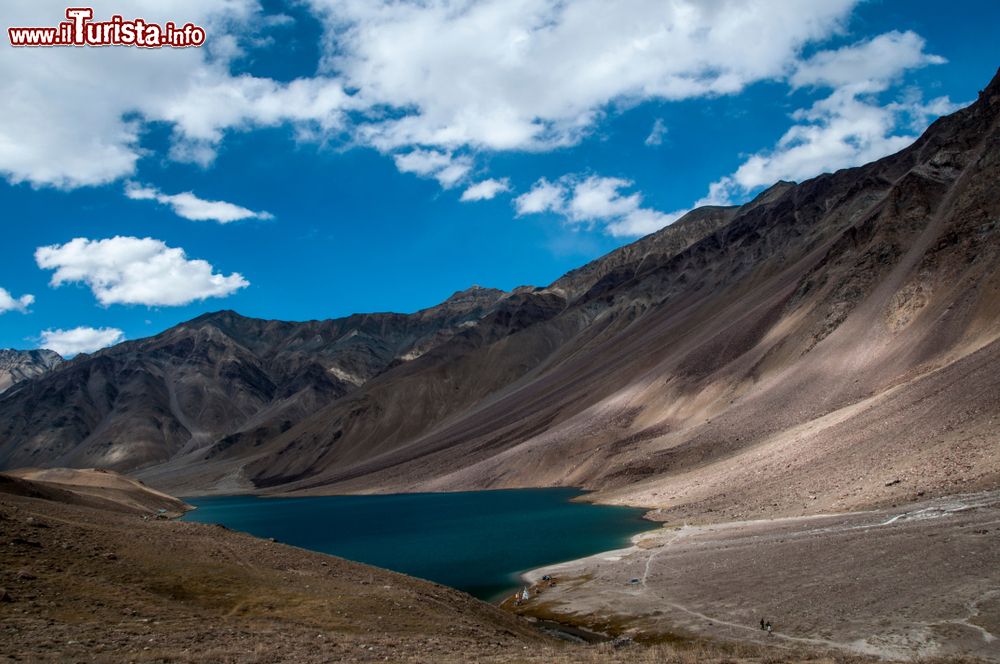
[181,488,650,600]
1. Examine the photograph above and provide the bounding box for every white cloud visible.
[0,2,351,188]
[0,287,34,314]
[124,182,272,223]
[514,178,565,215]
[0,1,961,210]
[39,326,124,357]
[153,75,352,166]
[460,178,511,202]
[309,0,857,154]
[790,31,945,91]
[701,31,955,205]
[605,208,684,238]
[890,88,966,133]
[645,118,668,146]
[516,175,684,237]
[35,236,249,307]
[567,177,640,221]
[693,180,739,208]
[722,90,915,194]
[393,149,472,188]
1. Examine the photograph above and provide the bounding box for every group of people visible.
[759,618,773,635]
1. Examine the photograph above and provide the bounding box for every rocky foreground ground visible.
[514,491,1000,663]
[0,479,992,663]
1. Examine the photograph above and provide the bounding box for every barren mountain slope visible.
[0,288,507,473]
[0,349,61,393]
[2,70,999,518]
[0,185,736,490]
[0,467,191,516]
[217,68,1000,514]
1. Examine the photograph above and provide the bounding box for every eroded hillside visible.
[2,70,999,522]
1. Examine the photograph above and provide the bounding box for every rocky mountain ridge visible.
[0,348,62,394]
[2,69,999,521]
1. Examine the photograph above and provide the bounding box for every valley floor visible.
[512,490,1000,662]
[0,491,551,663]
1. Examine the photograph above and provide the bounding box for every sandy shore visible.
[511,490,1000,662]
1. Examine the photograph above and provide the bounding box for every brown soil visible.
[1,468,191,517]
[0,491,918,664]
[0,490,549,663]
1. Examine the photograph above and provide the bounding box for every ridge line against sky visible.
[1,0,996,355]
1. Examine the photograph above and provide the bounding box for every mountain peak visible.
[190,309,244,324]
[740,180,796,211]
[0,349,63,394]
[435,285,507,311]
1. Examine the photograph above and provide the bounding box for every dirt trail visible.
[517,491,1000,662]
[640,525,686,586]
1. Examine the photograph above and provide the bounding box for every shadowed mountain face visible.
[2,70,1000,515]
[0,349,62,394]
[0,287,507,473]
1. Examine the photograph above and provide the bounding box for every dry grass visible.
[2,490,993,663]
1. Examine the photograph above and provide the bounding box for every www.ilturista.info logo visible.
[8,8,206,48]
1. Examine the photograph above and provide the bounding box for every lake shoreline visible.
[181,487,652,602]
[508,489,1000,661]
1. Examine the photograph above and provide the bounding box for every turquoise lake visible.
[182,488,650,600]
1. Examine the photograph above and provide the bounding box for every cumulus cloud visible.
[645,119,668,146]
[0,287,34,314]
[516,175,683,237]
[0,1,961,211]
[710,91,915,199]
[567,177,641,221]
[701,31,955,205]
[789,31,945,91]
[514,179,566,215]
[0,1,351,188]
[310,0,857,153]
[1,1,870,190]
[39,326,124,357]
[890,89,966,133]
[35,236,249,307]
[125,182,272,223]
[604,208,685,238]
[393,149,472,188]
[460,178,511,202]
[154,75,352,167]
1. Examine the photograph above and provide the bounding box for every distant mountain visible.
[0,349,62,394]
[0,287,510,474]
[2,69,999,519]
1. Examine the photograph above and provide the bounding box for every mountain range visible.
[0,349,62,394]
[2,69,999,518]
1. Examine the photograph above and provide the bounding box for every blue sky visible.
[0,0,997,355]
